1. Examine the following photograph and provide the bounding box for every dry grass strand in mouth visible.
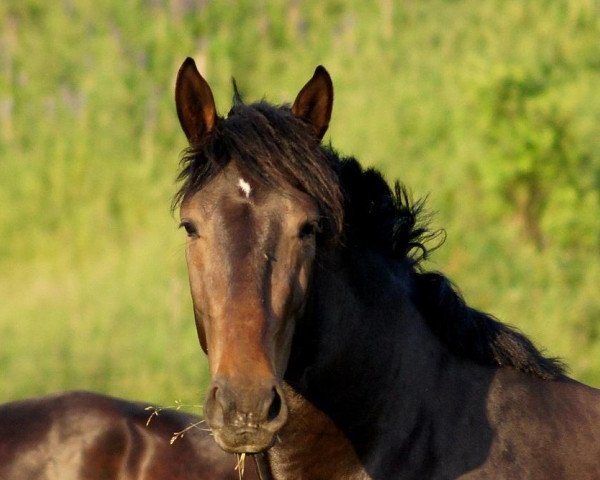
[169,419,210,444]
[144,400,247,478]
[235,453,246,480]
[144,399,204,426]
[143,400,210,444]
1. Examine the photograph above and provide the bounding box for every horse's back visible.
[474,372,600,479]
[0,391,255,480]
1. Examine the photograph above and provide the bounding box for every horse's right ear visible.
[292,65,333,140]
[175,58,217,145]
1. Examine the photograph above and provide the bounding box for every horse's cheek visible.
[185,245,212,354]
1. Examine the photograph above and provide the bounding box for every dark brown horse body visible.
[174,58,600,479]
[0,391,260,480]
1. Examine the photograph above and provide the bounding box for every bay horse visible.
[174,57,600,479]
[0,391,262,479]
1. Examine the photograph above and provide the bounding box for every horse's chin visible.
[212,427,276,454]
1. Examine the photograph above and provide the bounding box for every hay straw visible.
[144,400,250,479]
[169,419,210,444]
[143,401,209,445]
[235,453,246,480]
[144,400,203,426]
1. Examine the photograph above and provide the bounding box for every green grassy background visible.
[1,0,600,408]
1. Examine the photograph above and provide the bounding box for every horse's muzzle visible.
[204,378,288,453]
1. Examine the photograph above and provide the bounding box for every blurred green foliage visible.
[1,0,600,406]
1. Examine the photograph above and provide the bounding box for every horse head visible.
[174,58,337,453]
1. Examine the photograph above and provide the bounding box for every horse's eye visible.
[298,221,318,240]
[180,221,199,238]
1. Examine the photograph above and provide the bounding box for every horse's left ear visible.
[292,66,333,140]
[175,57,217,145]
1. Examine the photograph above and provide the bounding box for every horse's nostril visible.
[267,387,282,422]
[204,381,227,429]
[209,382,222,407]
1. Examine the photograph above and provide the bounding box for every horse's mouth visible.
[211,426,277,454]
[203,381,288,453]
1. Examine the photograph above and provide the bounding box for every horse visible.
[173,57,600,479]
[0,390,263,479]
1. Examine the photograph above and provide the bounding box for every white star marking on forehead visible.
[238,177,252,198]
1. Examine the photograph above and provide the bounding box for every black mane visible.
[335,157,565,380]
[412,272,565,379]
[336,155,439,264]
[174,96,565,380]
[173,100,344,240]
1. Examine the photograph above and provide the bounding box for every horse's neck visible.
[285,250,497,477]
[265,384,371,480]
[300,250,447,408]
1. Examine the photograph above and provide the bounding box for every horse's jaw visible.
[265,383,371,480]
